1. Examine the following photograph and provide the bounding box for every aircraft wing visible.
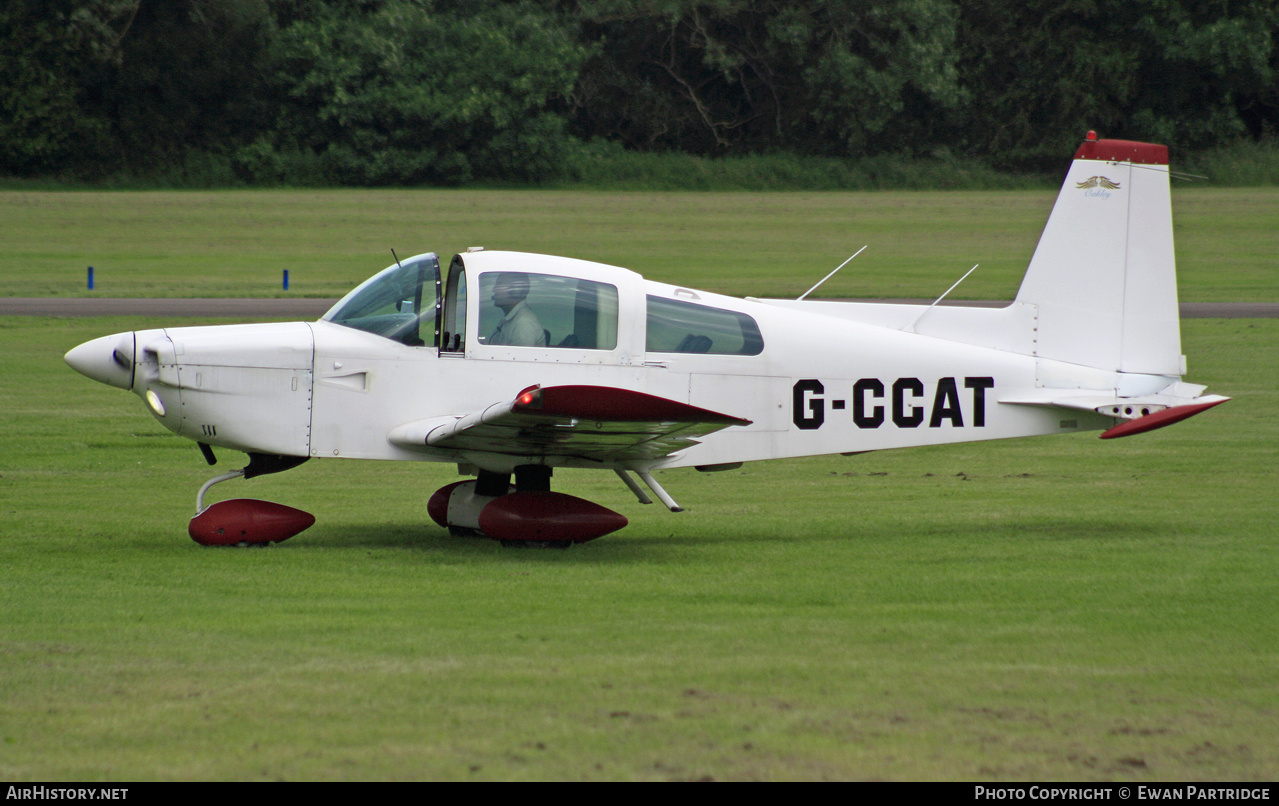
[388,384,752,464]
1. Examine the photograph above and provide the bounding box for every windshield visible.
[323,253,441,346]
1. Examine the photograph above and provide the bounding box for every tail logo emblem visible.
[1076,176,1121,190]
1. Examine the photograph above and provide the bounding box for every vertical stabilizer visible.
[1015,135,1182,376]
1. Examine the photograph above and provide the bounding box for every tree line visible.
[3,0,1276,185]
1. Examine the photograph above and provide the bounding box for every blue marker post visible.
[87,266,95,290]
[283,269,290,291]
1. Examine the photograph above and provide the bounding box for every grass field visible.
[2,190,1276,781]
[2,187,1277,302]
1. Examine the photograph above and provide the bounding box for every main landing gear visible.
[429,464,631,548]
[428,464,687,547]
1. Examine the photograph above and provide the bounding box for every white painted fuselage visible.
[64,135,1228,537]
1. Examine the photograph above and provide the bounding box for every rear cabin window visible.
[477,272,619,350]
[646,296,764,355]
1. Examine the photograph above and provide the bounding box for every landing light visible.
[145,389,166,417]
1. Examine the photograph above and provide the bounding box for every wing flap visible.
[389,384,751,463]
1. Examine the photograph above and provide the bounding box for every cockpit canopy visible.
[323,250,764,358]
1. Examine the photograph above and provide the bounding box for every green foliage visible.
[0,0,123,174]
[0,0,1277,185]
[231,139,332,186]
[553,139,1050,190]
[797,0,967,155]
[953,0,1279,168]
[270,0,590,184]
[568,0,966,157]
[1184,136,1279,185]
[100,0,276,173]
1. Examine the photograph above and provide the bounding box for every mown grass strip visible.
[1,315,1274,780]
[2,188,1276,302]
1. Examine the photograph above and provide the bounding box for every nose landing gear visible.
[188,452,314,546]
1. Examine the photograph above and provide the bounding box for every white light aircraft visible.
[66,133,1229,547]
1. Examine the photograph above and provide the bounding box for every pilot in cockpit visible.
[487,272,547,347]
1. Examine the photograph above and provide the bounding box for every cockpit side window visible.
[646,295,764,355]
[323,253,440,347]
[477,272,619,350]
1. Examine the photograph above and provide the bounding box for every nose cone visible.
[65,332,135,390]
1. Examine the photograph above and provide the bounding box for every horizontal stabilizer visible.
[1099,399,1228,439]
[1002,384,1228,439]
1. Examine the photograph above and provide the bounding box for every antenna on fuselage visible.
[1125,161,1207,182]
[797,246,868,301]
[905,264,979,333]
[391,248,403,268]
